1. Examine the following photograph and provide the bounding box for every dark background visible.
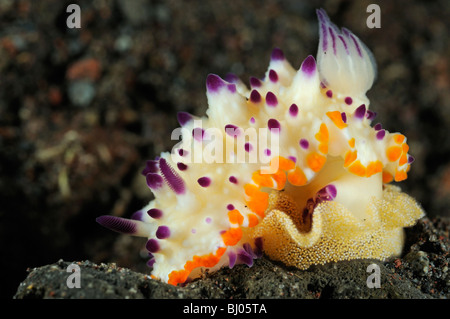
[1,0,449,298]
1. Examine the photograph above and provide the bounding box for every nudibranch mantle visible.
[97,9,424,285]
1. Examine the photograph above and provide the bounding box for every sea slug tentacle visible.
[97,9,424,286]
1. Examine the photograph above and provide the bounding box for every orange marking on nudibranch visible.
[382,171,394,183]
[326,111,347,129]
[315,123,329,142]
[399,154,408,166]
[348,160,366,177]
[287,166,308,186]
[247,214,259,227]
[402,143,409,153]
[387,146,402,162]
[244,184,259,197]
[366,161,383,177]
[394,134,405,144]
[394,169,407,182]
[246,188,269,217]
[318,143,328,154]
[306,152,326,172]
[252,171,274,188]
[222,227,243,246]
[275,156,296,171]
[228,209,244,225]
[348,138,355,148]
[271,170,287,190]
[344,150,357,167]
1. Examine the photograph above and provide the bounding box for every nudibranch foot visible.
[96,9,425,286]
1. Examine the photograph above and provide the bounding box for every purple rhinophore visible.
[130,210,143,221]
[254,237,263,258]
[326,90,333,98]
[376,129,386,140]
[146,173,164,190]
[192,127,205,141]
[366,110,377,121]
[227,204,235,211]
[146,239,160,253]
[341,112,347,123]
[141,160,159,176]
[206,74,226,92]
[159,158,186,195]
[244,142,253,152]
[96,216,137,234]
[289,103,298,117]
[237,249,254,267]
[328,27,337,55]
[354,104,366,119]
[224,73,239,83]
[229,176,238,184]
[147,258,156,267]
[345,97,353,105]
[147,208,163,219]
[156,226,171,239]
[243,243,257,259]
[316,184,337,202]
[374,123,382,131]
[301,55,316,76]
[268,119,280,132]
[228,252,237,269]
[177,112,193,127]
[269,69,278,82]
[299,139,309,149]
[250,90,261,103]
[225,124,241,137]
[249,76,262,88]
[266,92,278,106]
[198,176,211,187]
[271,47,285,61]
[264,148,272,156]
[407,155,415,164]
[177,162,188,171]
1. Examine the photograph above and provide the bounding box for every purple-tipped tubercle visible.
[250,90,261,103]
[289,104,298,117]
[206,74,226,92]
[177,112,193,127]
[268,119,281,132]
[265,92,278,106]
[271,47,285,61]
[301,55,316,76]
[146,173,164,190]
[156,226,171,239]
[198,176,211,187]
[269,69,278,82]
[354,104,366,119]
[147,208,163,219]
[146,239,160,253]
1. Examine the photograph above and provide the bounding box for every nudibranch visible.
[97,9,424,285]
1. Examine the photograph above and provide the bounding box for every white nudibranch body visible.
[97,9,424,285]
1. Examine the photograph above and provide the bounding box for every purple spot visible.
[271,47,285,61]
[146,173,164,190]
[224,73,239,83]
[198,176,211,187]
[227,83,237,93]
[177,112,193,126]
[374,123,383,131]
[289,104,298,117]
[249,77,262,88]
[266,92,278,107]
[192,127,205,141]
[264,148,272,156]
[206,74,226,92]
[178,148,188,156]
[177,162,188,171]
[345,97,353,105]
[299,139,309,149]
[269,69,278,82]
[205,217,212,224]
[96,216,137,234]
[316,184,337,201]
[301,55,316,76]
[268,119,280,132]
[228,252,237,269]
[326,90,333,98]
[146,239,160,253]
[141,160,159,176]
[191,228,196,234]
[288,156,297,163]
[159,158,186,195]
[147,258,156,267]
[250,90,261,103]
[244,143,253,152]
[250,117,256,124]
[341,112,347,123]
[229,176,238,184]
[227,204,235,211]
[156,226,170,239]
[354,104,366,119]
[408,155,415,164]
[147,208,163,219]
[225,124,241,137]
[376,129,386,140]
[366,110,377,121]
